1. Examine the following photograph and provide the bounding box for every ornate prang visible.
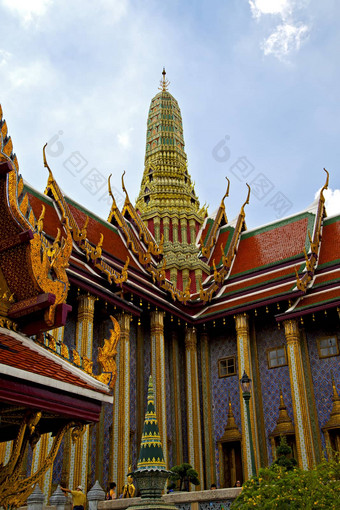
[96,315,120,388]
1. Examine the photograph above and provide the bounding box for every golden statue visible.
[122,474,135,498]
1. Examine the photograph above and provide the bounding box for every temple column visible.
[180,218,187,244]
[136,323,145,449]
[235,313,259,480]
[182,268,189,291]
[75,294,96,358]
[170,267,178,287]
[284,319,316,469]
[200,329,216,488]
[170,330,183,466]
[172,218,179,243]
[111,313,131,495]
[69,294,96,491]
[195,269,202,294]
[163,217,170,242]
[31,326,65,499]
[154,217,161,243]
[189,219,196,244]
[185,326,204,489]
[150,310,168,466]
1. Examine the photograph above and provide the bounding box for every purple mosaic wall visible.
[103,402,113,488]
[254,321,292,464]
[165,332,173,467]
[179,330,189,464]
[209,327,240,486]
[305,321,340,452]
[129,323,137,468]
[52,437,65,485]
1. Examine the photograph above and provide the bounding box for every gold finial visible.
[320,167,329,204]
[159,67,170,91]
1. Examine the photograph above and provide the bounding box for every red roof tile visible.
[221,265,297,297]
[0,332,107,394]
[230,217,310,276]
[200,281,294,317]
[318,219,340,267]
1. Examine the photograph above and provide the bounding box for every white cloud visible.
[322,188,340,217]
[249,0,310,60]
[249,0,291,19]
[315,187,340,217]
[117,129,134,149]
[262,22,309,59]
[0,49,11,66]
[1,0,52,25]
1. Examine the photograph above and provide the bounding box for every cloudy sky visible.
[0,0,339,229]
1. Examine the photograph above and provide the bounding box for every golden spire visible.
[159,67,170,91]
[270,388,294,437]
[219,396,241,442]
[323,372,340,431]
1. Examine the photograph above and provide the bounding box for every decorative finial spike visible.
[159,68,170,91]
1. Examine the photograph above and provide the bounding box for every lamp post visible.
[240,370,256,477]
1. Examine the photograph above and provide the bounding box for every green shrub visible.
[169,462,200,491]
[231,452,340,509]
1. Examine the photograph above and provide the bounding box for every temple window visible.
[317,336,339,358]
[267,346,287,369]
[218,356,236,378]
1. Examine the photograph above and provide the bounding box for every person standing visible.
[60,485,86,510]
[106,482,117,500]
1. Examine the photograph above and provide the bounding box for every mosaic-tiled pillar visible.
[235,313,259,480]
[150,310,168,466]
[136,323,145,448]
[32,324,64,499]
[185,326,204,489]
[111,312,131,495]
[200,329,216,488]
[0,441,11,466]
[170,330,183,466]
[30,433,53,502]
[75,294,96,358]
[69,294,96,490]
[284,319,316,469]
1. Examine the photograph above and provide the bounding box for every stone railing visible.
[99,488,241,510]
[21,484,241,510]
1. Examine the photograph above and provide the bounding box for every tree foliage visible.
[169,462,200,491]
[231,451,340,509]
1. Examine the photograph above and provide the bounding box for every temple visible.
[0,69,339,500]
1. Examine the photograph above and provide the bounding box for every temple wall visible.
[254,321,292,464]
[305,318,340,452]
[209,327,240,486]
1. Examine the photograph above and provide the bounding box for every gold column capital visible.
[117,312,131,332]
[234,313,249,335]
[185,326,197,351]
[77,293,96,318]
[283,319,300,343]
[150,309,164,328]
